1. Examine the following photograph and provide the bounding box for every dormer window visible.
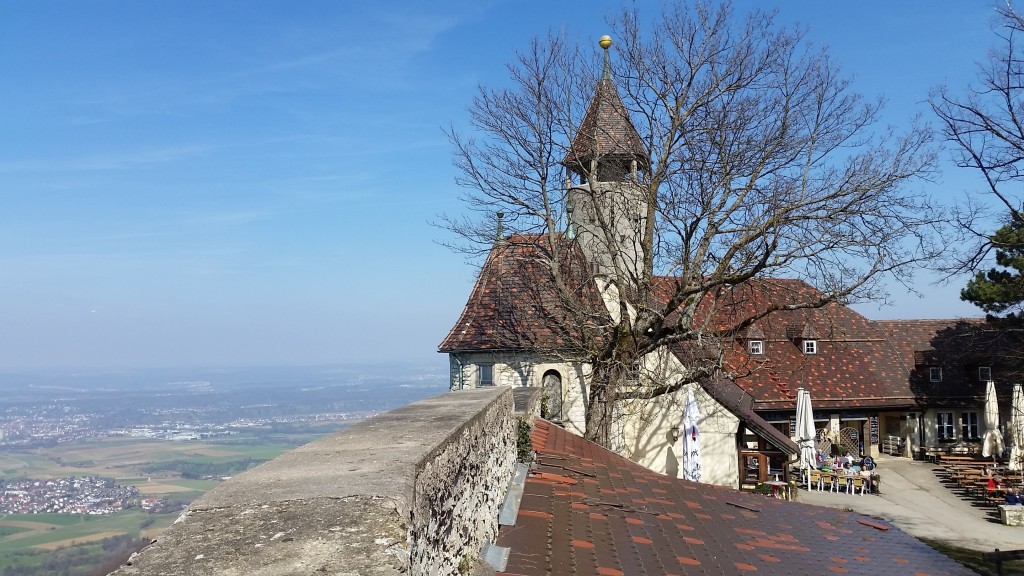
[748,340,764,355]
[741,324,765,356]
[787,323,819,355]
[929,366,942,382]
[979,366,992,381]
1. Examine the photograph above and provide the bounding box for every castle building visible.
[440,37,1005,489]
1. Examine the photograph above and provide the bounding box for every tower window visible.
[479,364,494,386]
[628,360,641,381]
[929,367,942,382]
[979,366,992,381]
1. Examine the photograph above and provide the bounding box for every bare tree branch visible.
[443,1,944,447]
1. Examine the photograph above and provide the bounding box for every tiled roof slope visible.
[563,74,646,170]
[438,234,608,354]
[497,419,972,576]
[877,318,1016,407]
[692,279,921,411]
[697,376,797,454]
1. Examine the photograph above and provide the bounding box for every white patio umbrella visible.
[794,388,817,490]
[1009,383,1024,472]
[681,389,702,482]
[982,380,1005,460]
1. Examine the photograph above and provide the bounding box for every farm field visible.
[0,435,300,572]
[0,510,178,573]
[0,436,299,480]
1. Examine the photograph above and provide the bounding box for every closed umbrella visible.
[794,388,817,490]
[1010,383,1024,472]
[982,380,1004,460]
[681,390,702,482]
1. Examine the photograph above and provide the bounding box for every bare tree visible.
[931,3,1024,272]
[444,1,943,447]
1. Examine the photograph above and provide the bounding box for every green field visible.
[0,437,293,481]
[0,510,179,572]
[0,436,298,572]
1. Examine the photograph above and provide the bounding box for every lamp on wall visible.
[669,427,680,443]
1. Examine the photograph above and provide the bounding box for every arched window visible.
[542,370,563,420]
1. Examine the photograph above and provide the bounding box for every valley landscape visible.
[0,363,448,575]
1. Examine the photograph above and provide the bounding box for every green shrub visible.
[516,418,533,463]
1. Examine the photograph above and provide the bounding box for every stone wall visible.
[446,352,589,436]
[409,391,514,573]
[111,387,537,576]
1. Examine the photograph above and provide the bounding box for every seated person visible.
[1005,489,1022,505]
[841,462,853,477]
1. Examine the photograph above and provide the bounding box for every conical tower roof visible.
[563,36,647,177]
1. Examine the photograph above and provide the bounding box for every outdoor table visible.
[953,469,982,489]
[941,455,978,464]
[828,471,854,493]
[765,480,790,499]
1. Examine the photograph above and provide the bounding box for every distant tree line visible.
[140,458,263,479]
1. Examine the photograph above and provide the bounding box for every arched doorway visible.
[542,370,563,421]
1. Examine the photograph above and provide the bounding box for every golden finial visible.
[599,35,612,50]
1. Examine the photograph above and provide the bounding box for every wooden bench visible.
[920,446,948,463]
[937,453,974,461]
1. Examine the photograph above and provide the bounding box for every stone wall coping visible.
[112,387,513,575]
[192,387,508,515]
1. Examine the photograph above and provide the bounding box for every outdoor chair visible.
[820,472,834,492]
[809,470,822,490]
[852,475,867,495]
[838,473,852,494]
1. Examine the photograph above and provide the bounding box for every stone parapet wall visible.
[112,387,530,576]
[410,391,515,573]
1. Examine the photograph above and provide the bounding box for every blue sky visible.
[0,1,1006,369]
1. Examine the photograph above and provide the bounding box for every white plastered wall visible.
[447,347,742,487]
[613,349,741,488]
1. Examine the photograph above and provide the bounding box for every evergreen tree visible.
[962,218,1024,319]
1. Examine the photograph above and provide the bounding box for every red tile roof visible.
[878,318,1020,407]
[695,280,925,411]
[441,240,991,412]
[438,235,608,354]
[497,419,973,575]
[563,75,647,172]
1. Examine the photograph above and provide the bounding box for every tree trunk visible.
[584,357,624,448]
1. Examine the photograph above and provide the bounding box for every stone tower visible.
[563,36,649,284]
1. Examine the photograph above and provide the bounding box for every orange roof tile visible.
[497,419,973,575]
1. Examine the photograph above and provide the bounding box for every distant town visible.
[0,364,446,447]
[0,408,377,447]
[0,476,140,515]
